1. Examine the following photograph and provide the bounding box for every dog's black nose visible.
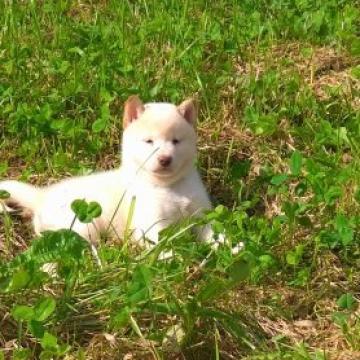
[158,155,172,168]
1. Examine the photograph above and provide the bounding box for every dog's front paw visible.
[198,224,244,254]
[230,241,244,255]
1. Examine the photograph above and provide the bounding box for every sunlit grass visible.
[0,0,359,359]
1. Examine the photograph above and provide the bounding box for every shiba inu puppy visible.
[0,96,214,248]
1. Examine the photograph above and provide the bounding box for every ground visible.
[0,1,359,359]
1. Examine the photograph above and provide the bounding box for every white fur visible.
[0,98,213,247]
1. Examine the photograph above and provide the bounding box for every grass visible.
[0,0,359,359]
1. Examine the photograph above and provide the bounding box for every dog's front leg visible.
[132,221,163,248]
[133,222,176,260]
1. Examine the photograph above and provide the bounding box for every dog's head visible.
[121,96,198,185]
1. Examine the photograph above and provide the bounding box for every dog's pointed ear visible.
[178,98,197,126]
[123,95,145,128]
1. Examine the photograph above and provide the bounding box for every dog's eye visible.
[172,138,180,145]
[144,139,153,145]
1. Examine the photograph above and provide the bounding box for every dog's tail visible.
[0,180,42,219]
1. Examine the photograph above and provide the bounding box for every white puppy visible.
[0,96,214,247]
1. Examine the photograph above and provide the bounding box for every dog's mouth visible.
[152,167,174,176]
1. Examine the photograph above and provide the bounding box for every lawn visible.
[0,1,359,359]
